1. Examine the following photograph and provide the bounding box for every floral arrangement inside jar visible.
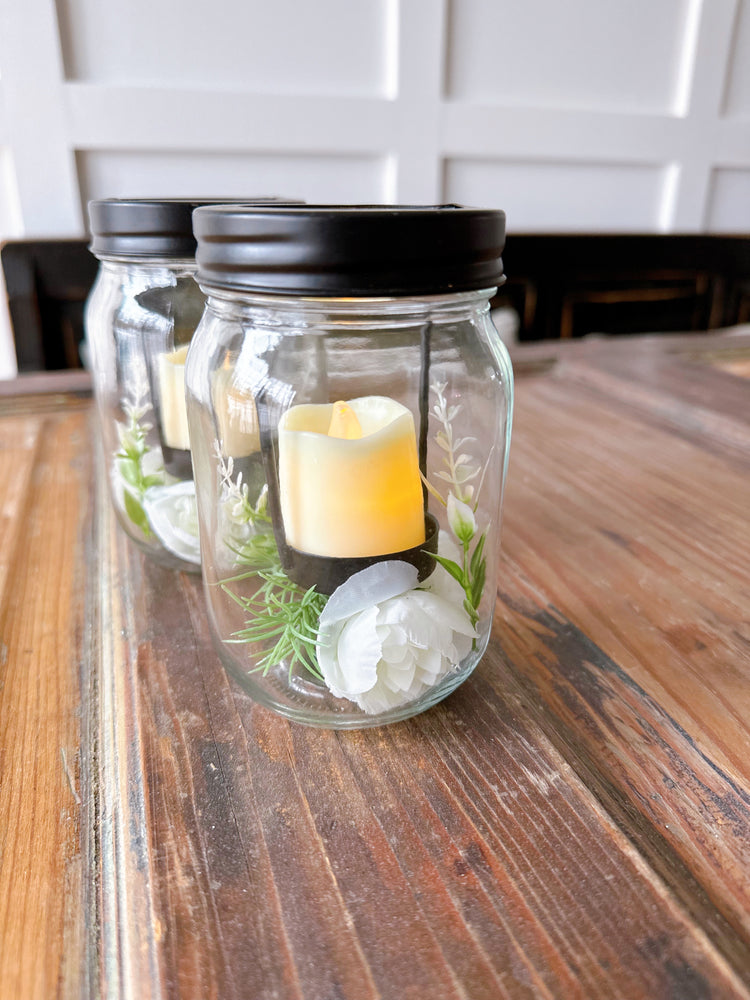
[113,370,201,568]
[213,380,491,716]
[186,202,510,727]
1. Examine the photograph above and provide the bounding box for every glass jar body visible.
[185,289,513,727]
[85,257,204,571]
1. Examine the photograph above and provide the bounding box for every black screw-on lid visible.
[88,197,300,260]
[193,204,505,296]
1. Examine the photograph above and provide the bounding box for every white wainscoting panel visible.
[445,159,672,232]
[707,167,750,230]
[0,0,748,376]
[723,0,750,116]
[77,151,391,213]
[56,0,394,96]
[446,0,696,113]
[0,148,22,236]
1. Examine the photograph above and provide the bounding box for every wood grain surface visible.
[1,334,750,999]
[0,391,92,998]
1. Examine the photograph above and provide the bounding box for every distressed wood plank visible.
[494,341,750,968]
[0,403,91,999]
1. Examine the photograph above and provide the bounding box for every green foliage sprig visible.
[222,565,327,679]
[217,447,327,678]
[434,510,486,628]
[431,381,479,504]
[115,399,164,536]
[426,382,488,628]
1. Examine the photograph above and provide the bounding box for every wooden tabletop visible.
[1,331,750,1000]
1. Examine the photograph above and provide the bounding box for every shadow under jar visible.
[186,204,513,728]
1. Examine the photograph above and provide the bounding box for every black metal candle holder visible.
[278,512,439,595]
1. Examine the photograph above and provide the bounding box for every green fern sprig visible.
[222,568,327,679]
[215,448,327,679]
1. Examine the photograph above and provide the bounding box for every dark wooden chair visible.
[3,235,749,365]
[493,233,750,341]
[1,239,98,371]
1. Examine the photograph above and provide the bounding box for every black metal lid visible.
[88,197,299,260]
[193,204,505,296]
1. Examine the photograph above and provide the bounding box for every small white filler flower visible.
[316,558,476,715]
[446,492,477,545]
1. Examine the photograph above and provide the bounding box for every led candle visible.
[157,345,190,451]
[278,396,425,558]
[211,367,260,457]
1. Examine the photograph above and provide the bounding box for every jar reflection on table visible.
[186,205,513,728]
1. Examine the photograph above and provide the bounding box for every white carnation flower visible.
[316,556,476,715]
[143,480,201,565]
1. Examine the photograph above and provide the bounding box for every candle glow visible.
[278,396,425,559]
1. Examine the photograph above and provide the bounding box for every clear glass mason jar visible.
[186,205,512,728]
[86,198,291,572]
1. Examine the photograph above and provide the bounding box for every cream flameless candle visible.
[211,367,260,457]
[278,396,425,558]
[157,345,190,451]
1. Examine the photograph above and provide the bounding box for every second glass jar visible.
[86,197,293,571]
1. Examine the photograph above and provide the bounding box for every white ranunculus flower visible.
[143,480,201,565]
[316,557,476,715]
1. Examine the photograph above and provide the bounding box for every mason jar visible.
[186,205,512,727]
[86,198,289,571]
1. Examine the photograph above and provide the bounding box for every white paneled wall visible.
[0,0,749,376]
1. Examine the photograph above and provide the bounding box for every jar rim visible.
[193,203,505,297]
[199,284,502,309]
[87,197,300,260]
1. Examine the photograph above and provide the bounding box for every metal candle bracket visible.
[256,320,437,597]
